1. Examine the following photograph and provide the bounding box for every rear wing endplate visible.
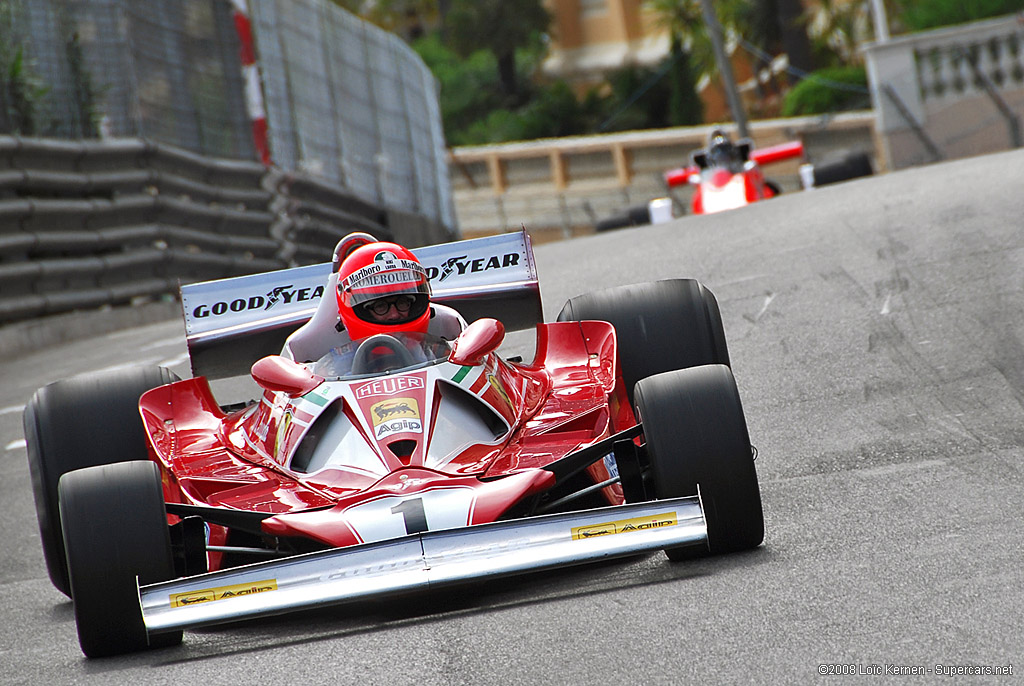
[181,230,541,379]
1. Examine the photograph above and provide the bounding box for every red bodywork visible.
[665,140,804,215]
[138,320,633,571]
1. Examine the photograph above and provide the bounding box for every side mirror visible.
[251,355,324,397]
[449,318,505,366]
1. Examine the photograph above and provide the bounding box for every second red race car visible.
[665,128,804,215]
[24,230,764,657]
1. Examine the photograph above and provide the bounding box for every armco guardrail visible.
[0,136,411,326]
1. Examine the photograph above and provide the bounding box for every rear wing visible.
[181,230,542,379]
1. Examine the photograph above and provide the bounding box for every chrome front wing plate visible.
[141,496,706,635]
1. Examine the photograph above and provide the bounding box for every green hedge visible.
[781,66,870,116]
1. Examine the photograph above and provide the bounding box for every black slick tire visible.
[557,279,729,405]
[24,366,178,596]
[59,461,182,658]
[633,365,763,559]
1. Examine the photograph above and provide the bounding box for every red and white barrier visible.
[229,0,271,166]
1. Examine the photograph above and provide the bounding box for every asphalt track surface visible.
[2,149,1023,684]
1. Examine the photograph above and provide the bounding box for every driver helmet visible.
[336,242,432,341]
[707,129,736,168]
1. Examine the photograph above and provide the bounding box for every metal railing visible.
[863,13,1024,169]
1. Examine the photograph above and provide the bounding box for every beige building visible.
[541,0,781,121]
[542,0,670,83]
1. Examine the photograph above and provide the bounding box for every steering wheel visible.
[350,334,417,375]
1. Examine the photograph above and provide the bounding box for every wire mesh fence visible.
[248,0,455,232]
[5,0,454,236]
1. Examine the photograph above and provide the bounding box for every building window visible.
[581,0,607,18]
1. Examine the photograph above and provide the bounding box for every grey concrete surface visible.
[1,149,1022,684]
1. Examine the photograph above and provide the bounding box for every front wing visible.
[142,496,706,636]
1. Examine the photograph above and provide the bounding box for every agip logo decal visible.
[370,397,422,439]
[371,397,419,423]
[571,512,678,540]
[170,580,278,608]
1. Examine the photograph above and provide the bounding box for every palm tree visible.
[646,0,714,124]
[724,0,817,83]
[328,0,438,40]
[777,0,817,80]
[445,0,550,101]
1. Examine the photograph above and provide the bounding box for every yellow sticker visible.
[487,374,513,409]
[171,579,278,608]
[370,397,419,426]
[572,512,678,540]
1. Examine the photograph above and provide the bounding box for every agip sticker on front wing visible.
[170,580,278,608]
[571,512,678,540]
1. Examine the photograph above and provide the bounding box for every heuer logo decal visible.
[355,376,424,398]
[170,580,278,608]
[424,252,521,282]
[371,397,419,425]
[191,284,324,318]
[571,513,678,540]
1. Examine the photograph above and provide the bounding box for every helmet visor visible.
[340,266,431,324]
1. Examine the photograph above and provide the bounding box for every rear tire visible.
[59,461,183,658]
[810,150,874,187]
[24,366,178,596]
[557,279,729,404]
[634,365,763,559]
[594,204,652,232]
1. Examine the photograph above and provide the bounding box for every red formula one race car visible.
[665,129,804,215]
[24,230,763,658]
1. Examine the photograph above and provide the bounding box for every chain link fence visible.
[6,0,454,237]
[9,0,254,156]
[249,0,454,233]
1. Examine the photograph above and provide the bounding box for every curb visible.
[0,300,182,359]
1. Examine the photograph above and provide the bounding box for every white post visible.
[869,0,890,43]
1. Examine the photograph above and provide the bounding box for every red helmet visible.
[336,242,432,341]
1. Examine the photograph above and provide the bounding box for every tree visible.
[328,0,438,40]
[646,0,712,125]
[667,32,703,126]
[896,0,1024,31]
[0,0,48,135]
[444,0,550,100]
[776,0,816,81]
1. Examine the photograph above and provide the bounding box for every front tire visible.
[24,366,178,596]
[59,461,182,658]
[634,365,763,559]
[557,279,730,405]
